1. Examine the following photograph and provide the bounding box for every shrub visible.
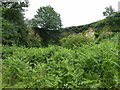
[95,32,118,44]
[60,33,92,49]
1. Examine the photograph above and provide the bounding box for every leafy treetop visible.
[33,5,62,30]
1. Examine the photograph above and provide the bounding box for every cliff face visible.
[85,28,95,40]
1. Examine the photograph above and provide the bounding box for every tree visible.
[103,6,115,17]
[33,5,62,30]
[31,6,62,46]
[1,0,29,25]
[1,0,30,46]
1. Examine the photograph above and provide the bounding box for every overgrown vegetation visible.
[2,32,119,88]
[60,33,93,49]
[1,1,120,89]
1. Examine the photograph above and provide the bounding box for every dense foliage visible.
[2,33,119,88]
[60,33,92,49]
[2,18,29,46]
[1,0,30,46]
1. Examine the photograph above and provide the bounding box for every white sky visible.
[24,0,119,27]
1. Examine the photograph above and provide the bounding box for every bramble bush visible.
[2,35,119,88]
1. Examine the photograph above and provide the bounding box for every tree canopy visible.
[33,5,62,30]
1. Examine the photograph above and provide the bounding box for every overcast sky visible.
[24,0,119,27]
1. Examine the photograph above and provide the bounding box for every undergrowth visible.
[2,33,119,88]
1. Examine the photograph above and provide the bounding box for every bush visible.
[95,32,118,44]
[60,33,92,49]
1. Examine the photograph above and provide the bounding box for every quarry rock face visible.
[85,28,95,40]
